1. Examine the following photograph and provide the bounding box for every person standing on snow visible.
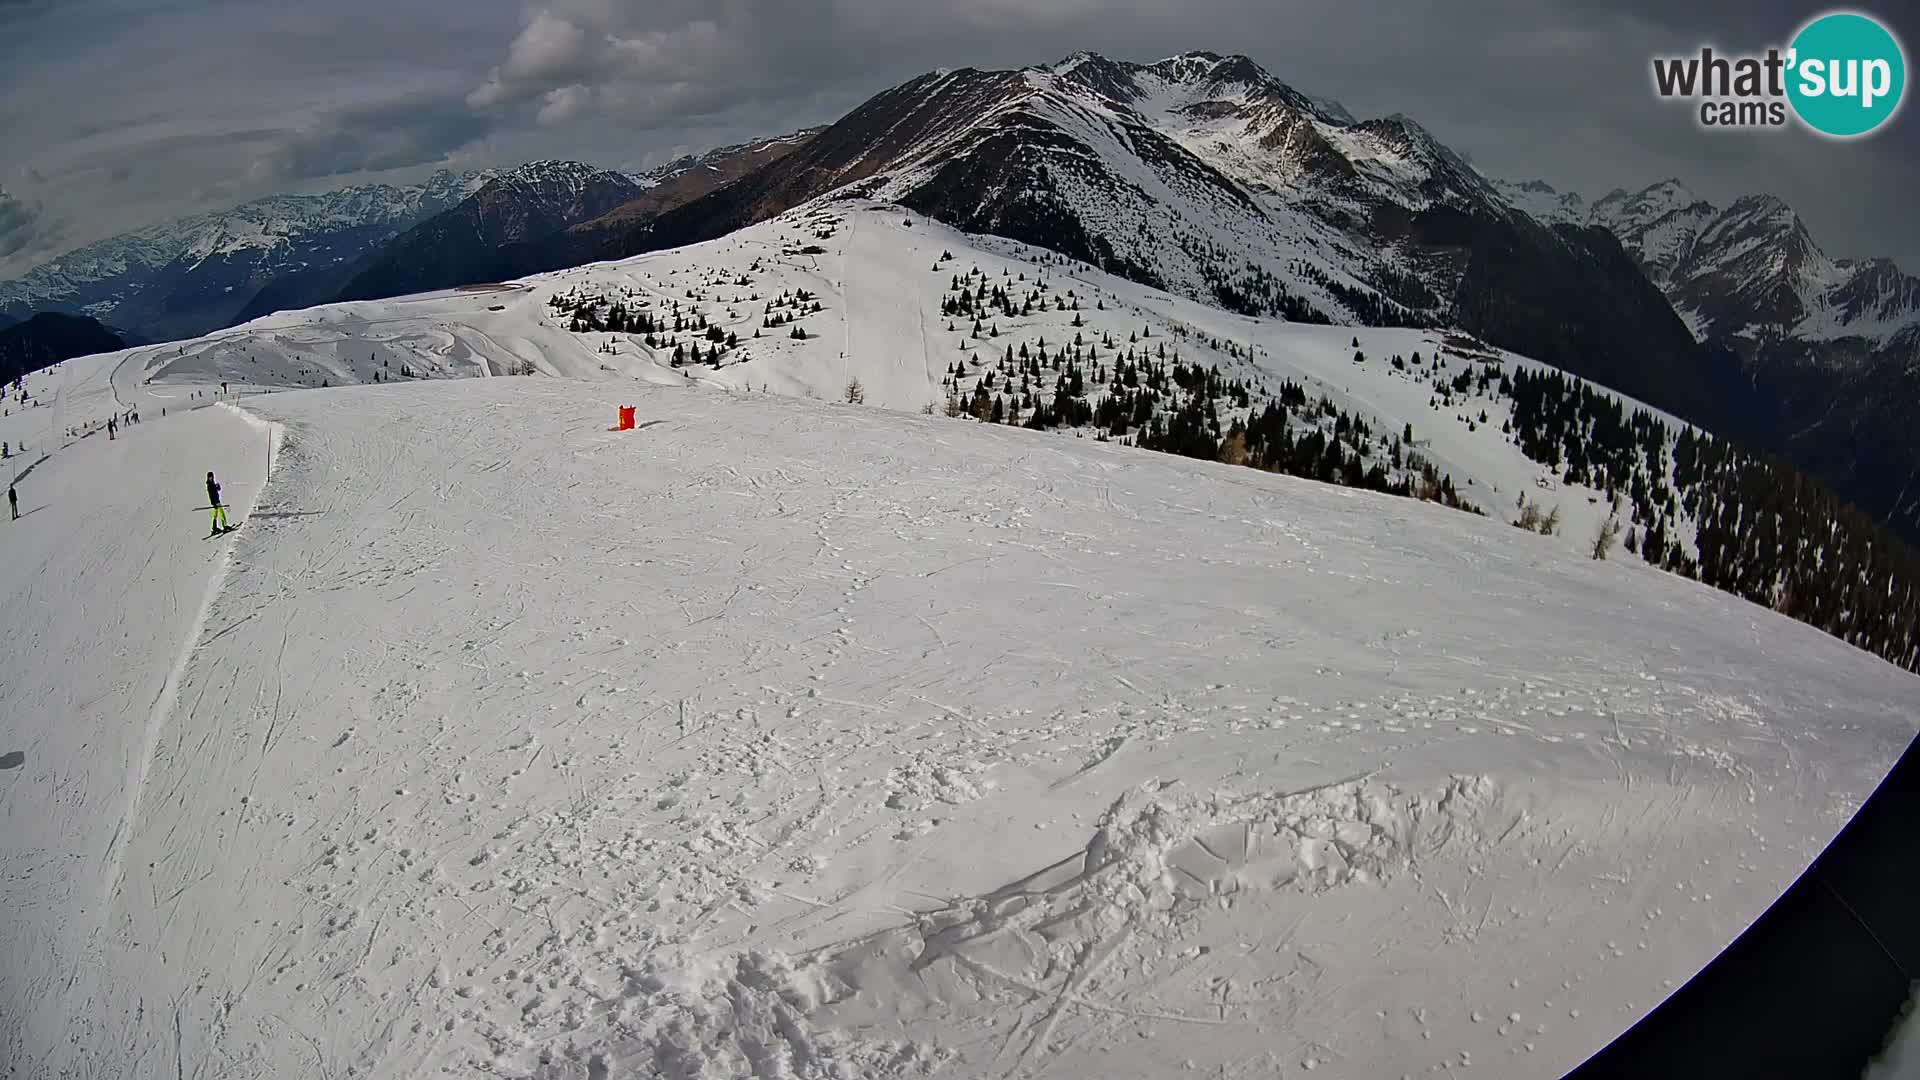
[8,483,16,521]
[206,471,228,534]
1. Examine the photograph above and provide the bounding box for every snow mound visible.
[586,773,1505,1079]
[804,776,1504,1043]
[497,949,949,1080]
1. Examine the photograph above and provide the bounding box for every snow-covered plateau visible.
[0,205,1914,1079]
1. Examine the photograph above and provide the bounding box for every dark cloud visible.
[248,96,496,182]
[0,187,47,260]
[1598,0,1847,40]
[0,0,518,273]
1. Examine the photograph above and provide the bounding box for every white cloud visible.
[504,9,589,82]
[536,83,594,126]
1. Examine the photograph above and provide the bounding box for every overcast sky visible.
[1,0,1914,277]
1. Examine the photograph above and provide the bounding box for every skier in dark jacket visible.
[8,483,16,521]
[207,472,228,533]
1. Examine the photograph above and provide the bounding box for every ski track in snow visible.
[0,390,270,1078]
[0,365,1913,1079]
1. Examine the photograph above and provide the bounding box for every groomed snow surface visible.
[2,206,1917,1078]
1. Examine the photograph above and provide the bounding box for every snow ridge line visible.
[96,404,284,916]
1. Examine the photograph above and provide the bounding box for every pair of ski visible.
[193,506,240,539]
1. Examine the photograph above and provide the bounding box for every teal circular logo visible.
[1787,11,1907,137]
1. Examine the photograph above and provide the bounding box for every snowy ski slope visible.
[1,339,1915,1077]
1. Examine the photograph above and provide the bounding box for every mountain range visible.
[0,133,821,346]
[2,50,1915,538]
[334,130,818,303]
[266,160,646,311]
[0,171,489,341]
[1496,178,1920,350]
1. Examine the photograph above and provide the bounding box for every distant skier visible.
[8,483,16,521]
[206,471,229,534]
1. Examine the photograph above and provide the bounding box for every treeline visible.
[1679,432,1920,667]
[937,273,1478,517]
[1500,365,1920,672]
[551,281,823,369]
[1207,261,1330,323]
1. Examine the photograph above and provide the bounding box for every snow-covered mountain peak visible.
[490,159,628,196]
[1499,172,1919,351]
[1490,178,1589,224]
[1355,113,1470,168]
[1030,50,1348,129]
[1307,111,1501,210]
[1717,192,1798,231]
[1590,179,1709,233]
[1146,50,1271,90]
[1035,50,1149,103]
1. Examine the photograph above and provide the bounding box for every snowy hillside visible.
[2,327,1915,1077]
[123,206,1689,556]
